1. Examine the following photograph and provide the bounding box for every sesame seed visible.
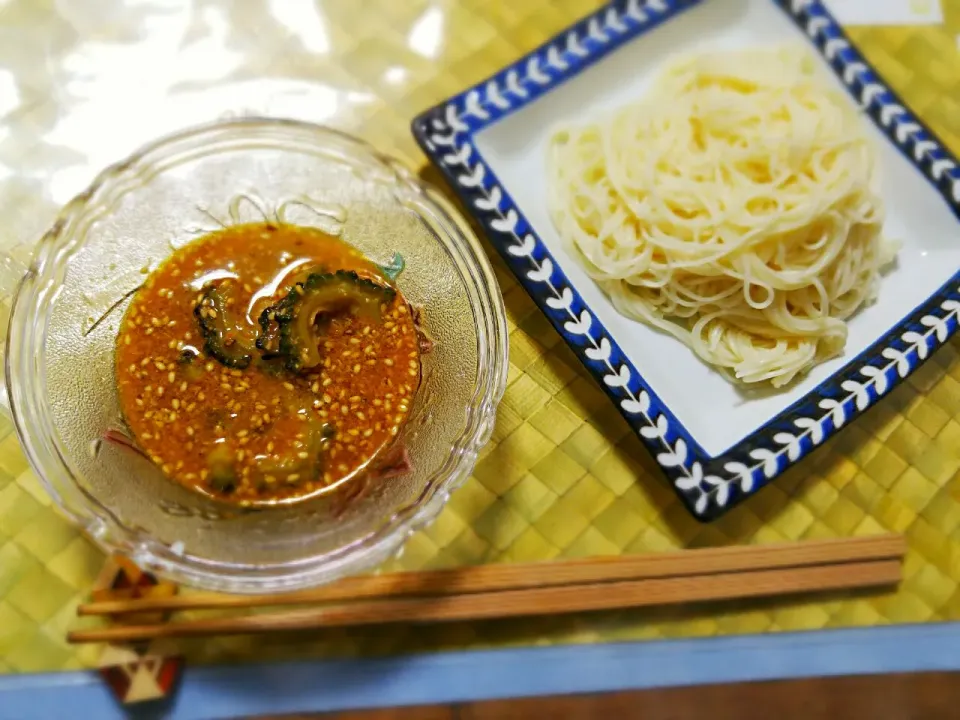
[384,359,394,366]
[353,364,361,373]
[172,399,181,410]
[157,386,165,396]
[186,427,194,437]
[311,382,320,393]
[322,377,332,387]
[363,429,373,437]
[124,336,132,345]
[206,361,215,372]
[179,381,188,392]
[286,473,300,482]
[221,382,232,391]
[168,371,176,383]
[145,327,154,335]
[348,429,359,437]
[297,452,309,460]
[142,432,153,440]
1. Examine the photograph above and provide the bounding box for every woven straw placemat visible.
[1,0,959,674]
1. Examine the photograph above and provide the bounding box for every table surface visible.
[1,0,960,698]
[301,672,960,720]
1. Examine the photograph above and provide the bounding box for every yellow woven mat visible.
[2,0,960,674]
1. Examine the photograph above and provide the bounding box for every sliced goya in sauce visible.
[271,270,397,372]
[114,222,425,507]
[195,283,258,369]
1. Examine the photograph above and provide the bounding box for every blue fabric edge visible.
[2,623,960,719]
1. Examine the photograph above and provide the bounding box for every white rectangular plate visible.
[413,0,960,520]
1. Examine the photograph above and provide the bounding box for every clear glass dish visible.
[0,118,508,593]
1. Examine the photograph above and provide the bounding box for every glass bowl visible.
[1,118,508,593]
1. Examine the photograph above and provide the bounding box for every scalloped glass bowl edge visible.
[5,118,509,593]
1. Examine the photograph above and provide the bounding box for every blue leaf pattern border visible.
[412,0,960,520]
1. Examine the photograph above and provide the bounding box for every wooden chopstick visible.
[77,534,905,617]
[67,559,901,644]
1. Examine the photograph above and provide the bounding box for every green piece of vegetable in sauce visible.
[251,421,335,489]
[268,270,396,373]
[194,283,258,369]
[207,444,238,494]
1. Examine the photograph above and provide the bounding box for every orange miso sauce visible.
[115,222,420,506]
